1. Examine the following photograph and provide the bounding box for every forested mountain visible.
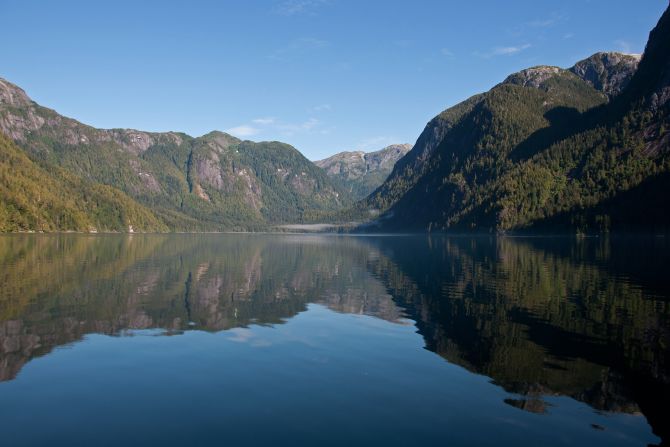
[314,144,411,200]
[0,81,351,231]
[1,5,669,234]
[357,6,669,233]
[0,133,166,232]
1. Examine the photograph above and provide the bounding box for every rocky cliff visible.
[315,144,411,200]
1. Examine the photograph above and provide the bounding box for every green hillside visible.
[0,86,351,231]
[0,133,166,232]
[356,7,669,233]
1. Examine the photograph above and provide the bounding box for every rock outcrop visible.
[315,144,411,200]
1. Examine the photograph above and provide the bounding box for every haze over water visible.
[0,234,667,446]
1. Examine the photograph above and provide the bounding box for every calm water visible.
[0,234,668,446]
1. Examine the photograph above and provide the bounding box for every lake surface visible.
[0,234,668,446]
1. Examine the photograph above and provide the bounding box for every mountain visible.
[358,11,668,233]
[0,81,351,231]
[314,144,412,200]
[569,52,641,98]
[0,133,166,232]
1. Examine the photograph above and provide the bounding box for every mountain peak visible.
[502,66,565,89]
[501,52,642,99]
[0,77,32,107]
[569,52,641,98]
[618,4,670,109]
[315,143,412,200]
[200,131,241,150]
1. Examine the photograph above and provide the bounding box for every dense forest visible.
[355,6,670,233]
[0,133,165,232]
[0,87,350,231]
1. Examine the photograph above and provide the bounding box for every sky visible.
[0,1,667,160]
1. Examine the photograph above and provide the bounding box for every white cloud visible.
[225,117,322,139]
[275,0,327,16]
[563,33,575,39]
[312,104,331,112]
[476,44,531,58]
[492,43,531,56]
[252,117,276,125]
[225,125,260,137]
[441,48,454,57]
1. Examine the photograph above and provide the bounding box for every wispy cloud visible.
[225,125,260,138]
[492,43,531,56]
[476,43,531,58]
[563,32,575,39]
[276,118,319,136]
[274,0,327,16]
[440,48,454,57]
[270,37,328,60]
[527,13,565,29]
[355,136,399,152]
[252,117,276,125]
[528,18,556,28]
[614,39,633,54]
[312,104,331,112]
[226,117,323,139]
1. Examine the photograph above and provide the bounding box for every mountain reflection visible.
[0,234,668,442]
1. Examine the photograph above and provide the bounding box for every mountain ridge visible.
[0,22,667,234]
[0,78,352,231]
[361,20,668,232]
[314,143,412,200]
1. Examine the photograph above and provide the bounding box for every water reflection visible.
[0,234,668,444]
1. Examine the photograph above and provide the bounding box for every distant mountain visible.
[314,144,411,200]
[357,8,669,234]
[0,80,351,231]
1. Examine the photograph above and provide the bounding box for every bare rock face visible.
[0,78,46,140]
[570,52,641,98]
[129,159,162,193]
[503,66,564,89]
[315,144,412,199]
[316,151,366,177]
[196,151,226,190]
[501,53,640,100]
[366,144,413,172]
[316,144,412,181]
[109,130,156,155]
[235,167,263,212]
[0,78,32,107]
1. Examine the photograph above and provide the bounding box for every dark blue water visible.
[0,234,667,446]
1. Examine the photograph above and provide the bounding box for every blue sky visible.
[0,1,666,160]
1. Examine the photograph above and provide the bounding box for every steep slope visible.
[0,82,350,230]
[0,133,166,232]
[360,17,666,233]
[315,144,411,200]
[362,67,609,225]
